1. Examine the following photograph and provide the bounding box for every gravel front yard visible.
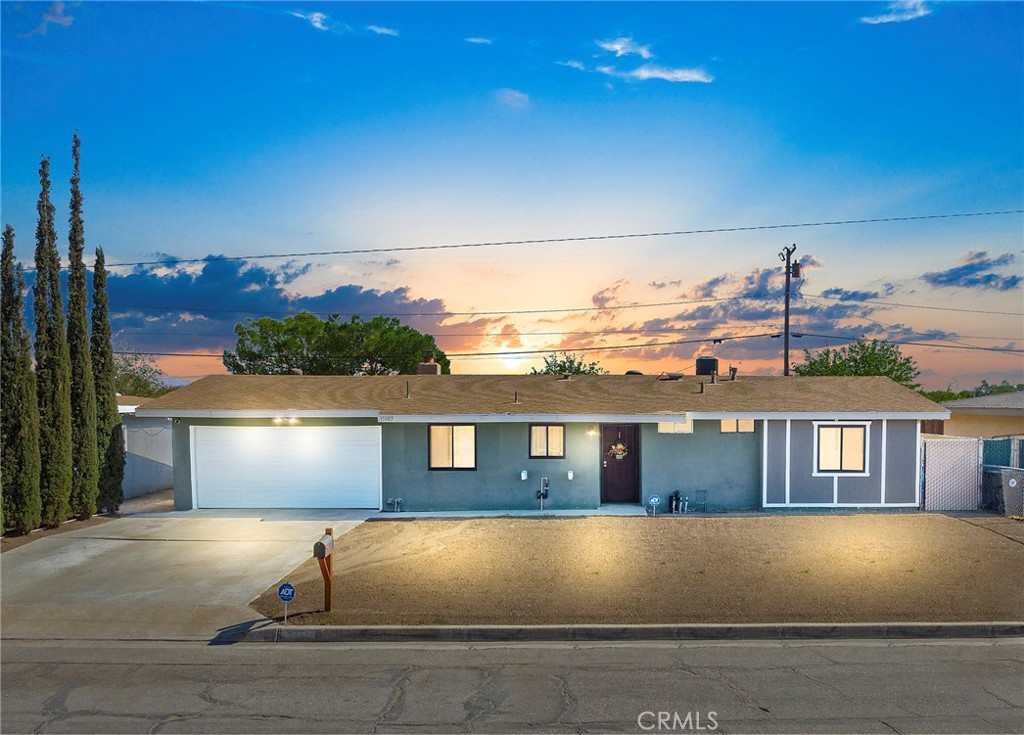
[250,514,1024,625]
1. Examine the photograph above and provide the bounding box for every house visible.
[117,396,173,498]
[940,392,1024,439]
[135,364,947,513]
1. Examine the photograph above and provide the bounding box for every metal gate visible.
[922,436,982,511]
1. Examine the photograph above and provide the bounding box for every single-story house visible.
[117,395,173,498]
[135,366,948,512]
[939,392,1024,439]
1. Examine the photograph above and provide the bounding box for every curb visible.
[240,621,1024,643]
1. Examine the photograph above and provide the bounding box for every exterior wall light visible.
[288,417,299,425]
[521,470,528,481]
[567,470,574,481]
[273,417,284,425]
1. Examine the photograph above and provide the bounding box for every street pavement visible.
[2,638,1022,733]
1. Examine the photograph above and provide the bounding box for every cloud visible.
[687,274,732,299]
[861,0,932,25]
[20,1,74,38]
[367,25,399,37]
[494,88,530,109]
[649,279,682,290]
[465,37,492,45]
[818,283,895,302]
[497,324,523,349]
[556,60,586,71]
[596,64,713,84]
[289,10,331,31]
[597,37,653,60]
[921,251,1021,291]
[591,280,631,310]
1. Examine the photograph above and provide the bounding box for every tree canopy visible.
[222,313,451,375]
[529,351,607,376]
[792,339,919,387]
[114,345,174,398]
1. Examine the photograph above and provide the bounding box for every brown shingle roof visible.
[136,374,946,416]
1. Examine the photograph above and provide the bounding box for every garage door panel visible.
[192,426,381,508]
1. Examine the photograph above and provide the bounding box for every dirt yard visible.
[250,514,1024,626]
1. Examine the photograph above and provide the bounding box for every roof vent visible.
[625,370,644,375]
[558,373,571,380]
[658,372,684,381]
[729,365,738,381]
[695,356,719,376]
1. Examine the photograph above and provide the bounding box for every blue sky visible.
[2,1,1022,386]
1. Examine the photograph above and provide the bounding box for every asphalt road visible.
[2,638,1021,734]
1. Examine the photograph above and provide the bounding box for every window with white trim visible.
[720,419,755,433]
[816,424,867,474]
[657,420,693,434]
[529,424,565,458]
[429,424,476,470]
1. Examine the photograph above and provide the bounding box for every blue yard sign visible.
[648,494,661,507]
[278,583,296,603]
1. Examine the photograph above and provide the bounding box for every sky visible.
[1,0,1022,389]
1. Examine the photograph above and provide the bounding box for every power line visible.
[792,333,1024,355]
[109,296,731,318]
[806,292,1022,316]
[114,330,1024,360]
[62,208,1024,270]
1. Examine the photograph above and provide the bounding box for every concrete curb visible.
[240,621,1024,643]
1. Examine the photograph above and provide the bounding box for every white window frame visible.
[657,419,693,434]
[812,421,871,477]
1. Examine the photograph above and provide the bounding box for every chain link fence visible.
[921,436,982,511]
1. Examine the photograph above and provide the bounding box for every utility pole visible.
[778,244,801,376]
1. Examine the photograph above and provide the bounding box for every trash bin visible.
[1001,468,1024,516]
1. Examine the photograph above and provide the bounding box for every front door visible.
[600,424,640,504]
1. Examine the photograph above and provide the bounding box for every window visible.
[720,419,755,433]
[657,420,693,434]
[530,424,565,458]
[429,424,476,470]
[816,424,867,474]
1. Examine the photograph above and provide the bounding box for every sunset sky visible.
[2,1,1022,389]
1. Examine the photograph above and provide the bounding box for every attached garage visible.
[190,425,382,509]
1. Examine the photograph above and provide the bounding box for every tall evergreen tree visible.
[33,156,73,527]
[91,247,124,513]
[2,226,43,534]
[66,134,99,518]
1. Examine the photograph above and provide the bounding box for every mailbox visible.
[313,534,334,559]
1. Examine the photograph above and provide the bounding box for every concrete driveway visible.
[0,511,372,641]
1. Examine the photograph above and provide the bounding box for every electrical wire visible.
[82,208,1022,269]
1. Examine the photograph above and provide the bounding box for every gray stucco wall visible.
[764,419,920,506]
[640,421,761,511]
[382,422,601,511]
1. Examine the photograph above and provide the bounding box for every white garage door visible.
[192,426,381,509]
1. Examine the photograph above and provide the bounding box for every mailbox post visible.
[313,527,334,612]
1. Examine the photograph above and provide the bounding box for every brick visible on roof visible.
[137,373,946,415]
[944,391,1024,411]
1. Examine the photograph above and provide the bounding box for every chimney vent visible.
[729,365,738,381]
[417,352,441,375]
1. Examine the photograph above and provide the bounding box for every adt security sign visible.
[278,583,296,603]
[648,494,661,517]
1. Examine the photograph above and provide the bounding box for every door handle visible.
[602,460,607,468]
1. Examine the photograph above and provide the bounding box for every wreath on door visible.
[607,441,628,460]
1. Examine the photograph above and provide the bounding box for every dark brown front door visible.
[600,424,640,504]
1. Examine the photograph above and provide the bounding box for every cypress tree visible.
[67,134,99,518]
[92,247,124,513]
[1,226,43,533]
[33,156,73,527]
